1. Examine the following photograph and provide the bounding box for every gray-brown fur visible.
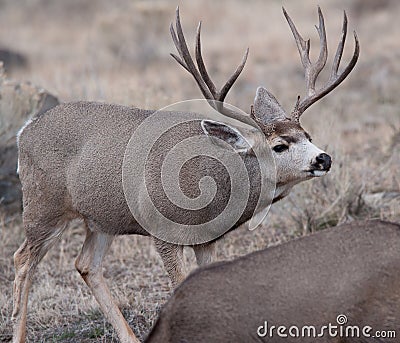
[146,220,400,343]
[18,102,152,236]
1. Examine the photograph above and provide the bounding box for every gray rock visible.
[0,63,59,215]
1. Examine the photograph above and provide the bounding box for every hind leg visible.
[12,221,65,343]
[75,226,139,343]
[12,239,30,343]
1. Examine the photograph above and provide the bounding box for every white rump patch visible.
[16,118,33,145]
[16,118,36,174]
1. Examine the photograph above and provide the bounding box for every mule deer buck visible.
[145,220,400,343]
[12,6,359,343]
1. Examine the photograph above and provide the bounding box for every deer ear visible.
[254,86,288,124]
[201,120,254,153]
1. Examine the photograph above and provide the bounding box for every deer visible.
[12,6,359,343]
[145,220,400,343]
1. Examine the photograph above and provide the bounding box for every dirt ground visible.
[0,0,399,341]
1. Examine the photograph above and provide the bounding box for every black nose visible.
[316,153,332,170]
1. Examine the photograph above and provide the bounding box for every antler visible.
[170,7,255,126]
[283,6,360,121]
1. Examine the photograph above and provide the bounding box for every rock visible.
[0,63,59,215]
[0,48,28,72]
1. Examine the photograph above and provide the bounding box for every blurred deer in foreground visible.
[146,220,400,343]
[12,6,359,343]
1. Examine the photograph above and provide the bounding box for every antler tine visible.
[283,7,327,98]
[283,6,360,120]
[219,48,249,102]
[282,7,311,69]
[170,7,214,101]
[195,21,217,98]
[170,24,189,72]
[330,11,347,80]
[313,6,328,91]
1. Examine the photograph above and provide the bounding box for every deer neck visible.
[273,181,298,203]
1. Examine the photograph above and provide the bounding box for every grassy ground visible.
[0,0,399,341]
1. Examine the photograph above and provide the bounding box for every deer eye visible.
[273,144,289,153]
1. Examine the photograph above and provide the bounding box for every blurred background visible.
[0,0,399,341]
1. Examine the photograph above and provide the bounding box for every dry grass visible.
[0,0,399,341]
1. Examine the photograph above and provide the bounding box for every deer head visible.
[170,7,359,201]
